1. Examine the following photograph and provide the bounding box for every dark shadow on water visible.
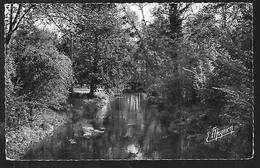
[22,93,182,160]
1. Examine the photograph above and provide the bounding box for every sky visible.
[127,3,158,24]
[35,3,207,33]
[127,3,207,24]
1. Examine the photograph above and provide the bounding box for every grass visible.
[5,90,111,160]
[5,108,68,160]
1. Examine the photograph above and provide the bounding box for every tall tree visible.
[4,3,36,45]
[74,4,131,96]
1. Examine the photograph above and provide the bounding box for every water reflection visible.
[23,93,180,160]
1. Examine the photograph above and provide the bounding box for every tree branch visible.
[12,4,22,27]
[138,4,147,26]
[123,7,142,40]
[182,67,196,75]
[11,4,36,34]
[8,4,13,34]
[179,3,192,14]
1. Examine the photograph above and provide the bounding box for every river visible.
[22,93,182,160]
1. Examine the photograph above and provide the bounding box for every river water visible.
[23,93,182,160]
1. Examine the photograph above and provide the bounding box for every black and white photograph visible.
[3,2,254,161]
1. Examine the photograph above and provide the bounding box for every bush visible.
[20,44,74,109]
[163,73,197,106]
[6,27,74,131]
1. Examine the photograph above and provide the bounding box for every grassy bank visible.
[72,89,111,128]
[5,108,68,160]
[146,95,253,159]
[94,91,111,127]
[5,89,111,160]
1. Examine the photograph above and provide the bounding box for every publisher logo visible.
[206,126,234,143]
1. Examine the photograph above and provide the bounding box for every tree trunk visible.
[5,34,11,46]
[89,82,95,98]
[69,86,73,96]
[89,32,99,98]
[69,33,74,98]
[29,105,33,128]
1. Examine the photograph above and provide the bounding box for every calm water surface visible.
[23,93,182,160]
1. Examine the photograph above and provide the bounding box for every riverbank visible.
[5,108,69,160]
[5,90,111,160]
[146,94,252,159]
[70,90,111,138]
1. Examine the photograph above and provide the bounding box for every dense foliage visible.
[120,2,253,158]
[4,2,253,159]
[145,3,253,158]
[5,21,73,131]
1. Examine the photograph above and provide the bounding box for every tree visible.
[5,3,36,129]
[35,3,133,97]
[183,3,253,122]
[4,3,36,45]
[73,4,131,97]
[132,2,193,102]
[6,25,74,130]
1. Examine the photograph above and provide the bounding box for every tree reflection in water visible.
[23,93,179,160]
